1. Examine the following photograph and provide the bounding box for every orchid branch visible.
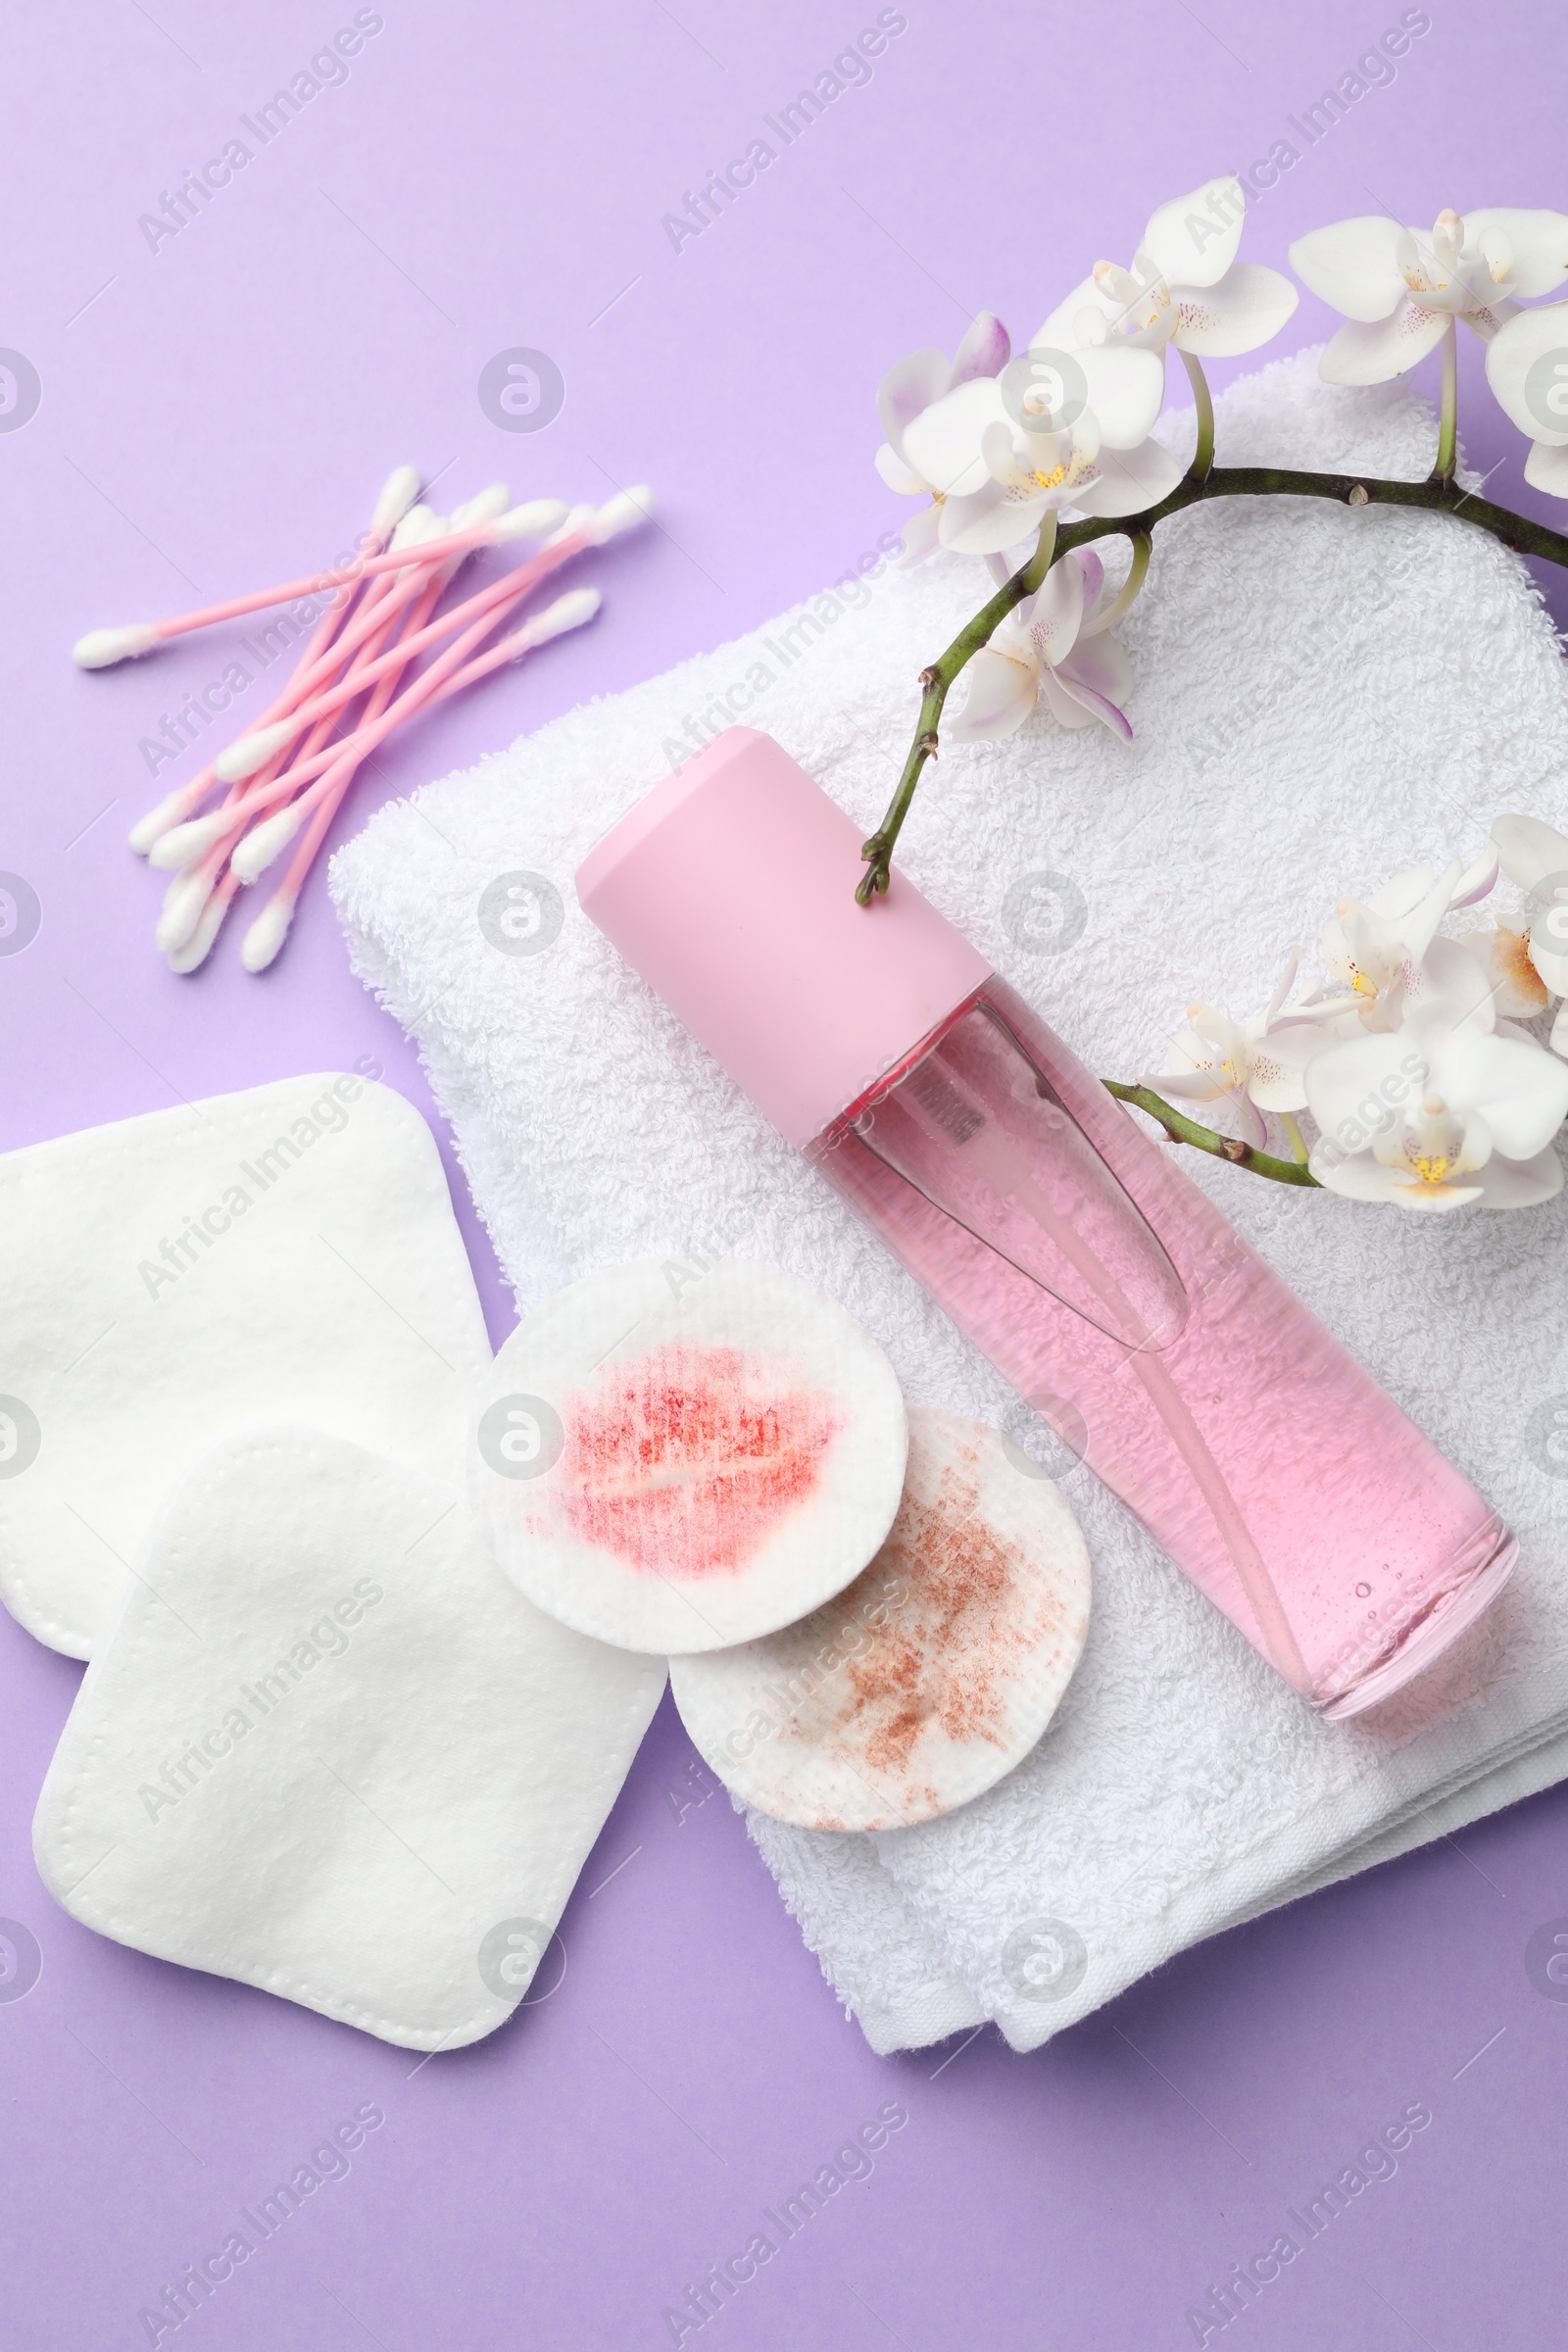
[857,513,1057,904]
[1103,1083,1323,1186]
[860,464,1568,900]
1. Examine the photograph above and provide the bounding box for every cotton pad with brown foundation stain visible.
[669,1407,1092,1830]
[472,1258,908,1655]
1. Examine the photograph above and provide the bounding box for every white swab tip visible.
[230,805,303,884]
[74,622,159,669]
[453,482,513,531]
[390,503,448,553]
[492,497,570,543]
[545,503,598,549]
[216,720,292,783]
[514,588,601,652]
[593,485,654,542]
[372,465,421,537]
[241,897,295,973]
[148,811,228,870]
[155,873,213,955]
[167,894,229,975]
[129,789,192,855]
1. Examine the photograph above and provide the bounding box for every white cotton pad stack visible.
[0,1074,491,1658]
[33,1428,665,2049]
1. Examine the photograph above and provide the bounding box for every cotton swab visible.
[148,505,453,871]
[235,587,604,886]
[160,507,455,957]
[90,464,420,678]
[97,466,652,974]
[127,466,422,854]
[220,490,646,848]
[230,509,514,965]
[230,509,466,883]
[73,495,565,669]
[240,589,603,969]
[130,488,537,854]
[227,569,578,880]
[209,489,643,792]
[207,510,596,788]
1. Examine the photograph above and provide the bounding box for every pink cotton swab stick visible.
[226,554,491,972]
[128,466,422,855]
[160,510,457,961]
[205,499,612,794]
[150,494,513,871]
[150,503,463,884]
[73,496,565,670]
[240,588,603,971]
[194,482,528,756]
[227,562,589,880]
[135,488,510,861]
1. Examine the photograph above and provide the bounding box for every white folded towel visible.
[330,348,1568,2055]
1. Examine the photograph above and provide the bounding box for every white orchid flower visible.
[1152,955,1344,1151]
[1481,814,1568,1053]
[1309,855,1498,1033]
[948,551,1134,743]
[874,312,1012,562]
[1036,174,1298,361]
[1289,206,1568,385]
[893,342,1176,558]
[1486,303,1568,499]
[1305,1001,1568,1211]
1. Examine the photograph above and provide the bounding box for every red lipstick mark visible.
[557,1344,841,1579]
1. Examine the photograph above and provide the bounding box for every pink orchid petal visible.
[1049,658,1133,740]
[876,348,949,454]
[947,650,1039,742]
[1058,631,1133,706]
[947,312,1011,390]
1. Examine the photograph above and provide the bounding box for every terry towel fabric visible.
[330,347,1568,2054]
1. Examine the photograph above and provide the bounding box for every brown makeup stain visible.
[774,1431,1079,1788]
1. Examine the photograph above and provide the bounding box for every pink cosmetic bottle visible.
[576,728,1515,1716]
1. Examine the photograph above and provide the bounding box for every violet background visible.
[3,2,1567,2344]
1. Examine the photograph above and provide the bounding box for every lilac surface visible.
[3,2,1568,2344]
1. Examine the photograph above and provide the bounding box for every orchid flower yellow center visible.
[1405,1093,1462,1184]
[1399,209,1468,298]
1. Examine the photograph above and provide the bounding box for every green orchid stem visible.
[1180,349,1216,483]
[856,512,1056,907]
[1104,1083,1323,1187]
[1434,320,1459,485]
[857,461,1568,902]
[1087,528,1152,632]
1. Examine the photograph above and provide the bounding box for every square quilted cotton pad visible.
[0,1073,493,1658]
[32,1427,666,2049]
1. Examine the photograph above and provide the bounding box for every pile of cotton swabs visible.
[73,466,652,974]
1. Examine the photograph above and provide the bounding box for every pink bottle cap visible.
[576,728,993,1146]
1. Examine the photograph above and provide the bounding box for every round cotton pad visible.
[474,1258,908,1654]
[668,1407,1092,1830]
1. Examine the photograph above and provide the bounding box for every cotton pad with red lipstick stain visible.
[473,1258,908,1654]
[668,1408,1092,1831]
